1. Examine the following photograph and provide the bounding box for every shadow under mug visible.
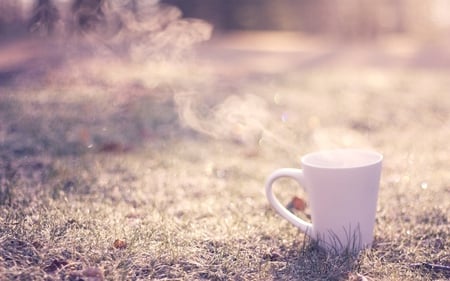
[265,149,383,254]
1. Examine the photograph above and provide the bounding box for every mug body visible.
[301,149,382,252]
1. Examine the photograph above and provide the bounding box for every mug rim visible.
[301,149,383,169]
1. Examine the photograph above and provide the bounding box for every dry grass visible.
[0,40,449,281]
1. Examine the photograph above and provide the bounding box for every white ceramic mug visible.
[265,149,382,253]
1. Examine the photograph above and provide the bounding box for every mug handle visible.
[265,168,313,234]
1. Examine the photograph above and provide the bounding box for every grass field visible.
[0,34,449,280]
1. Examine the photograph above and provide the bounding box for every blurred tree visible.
[161,0,230,30]
[28,0,60,36]
[161,0,450,41]
[71,0,107,33]
[2,0,448,41]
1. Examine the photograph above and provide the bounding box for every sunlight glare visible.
[420,182,428,190]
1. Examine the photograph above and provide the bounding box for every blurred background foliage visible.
[2,0,450,41]
[162,0,450,41]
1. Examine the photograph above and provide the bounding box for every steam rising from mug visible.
[8,1,212,59]
[175,92,316,152]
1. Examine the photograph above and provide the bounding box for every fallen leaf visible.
[113,239,128,249]
[98,142,131,153]
[125,213,142,219]
[78,127,92,147]
[32,241,43,249]
[286,196,307,212]
[242,147,259,158]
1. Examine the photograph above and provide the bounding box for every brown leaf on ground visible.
[125,212,143,219]
[78,127,92,147]
[98,142,131,153]
[286,196,307,212]
[113,239,128,249]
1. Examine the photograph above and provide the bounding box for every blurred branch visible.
[410,262,450,274]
